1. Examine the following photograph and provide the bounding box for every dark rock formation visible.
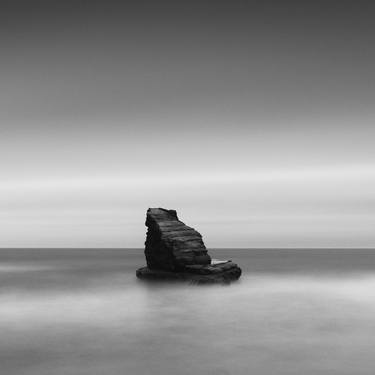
[144,208,211,271]
[136,208,241,284]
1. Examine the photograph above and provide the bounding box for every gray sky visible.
[1,1,374,247]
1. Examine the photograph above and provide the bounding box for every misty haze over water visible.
[1,1,374,374]
[2,248,375,375]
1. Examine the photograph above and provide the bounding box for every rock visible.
[136,208,241,284]
[144,208,211,271]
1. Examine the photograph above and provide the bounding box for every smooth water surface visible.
[1,248,375,375]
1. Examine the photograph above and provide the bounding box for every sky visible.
[1,0,374,248]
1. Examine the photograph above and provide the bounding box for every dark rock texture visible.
[136,261,241,284]
[137,208,241,284]
[144,208,211,271]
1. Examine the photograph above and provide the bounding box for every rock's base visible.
[136,260,241,284]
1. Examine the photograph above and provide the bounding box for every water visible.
[1,248,375,375]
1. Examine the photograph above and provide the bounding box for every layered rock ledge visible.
[136,208,241,284]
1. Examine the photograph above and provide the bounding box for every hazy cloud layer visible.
[1,1,374,247]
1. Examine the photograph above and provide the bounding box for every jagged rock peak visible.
[145,208,211,271]
[137,208,242,284]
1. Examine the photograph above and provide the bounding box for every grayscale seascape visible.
[2,248,375,375]
[1,1,375,374]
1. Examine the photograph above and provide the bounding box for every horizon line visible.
[1,247,375,250]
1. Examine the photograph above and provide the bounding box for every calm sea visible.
[1,248,375,375]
